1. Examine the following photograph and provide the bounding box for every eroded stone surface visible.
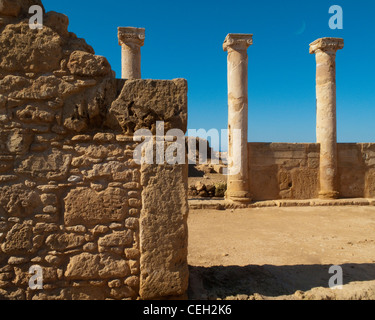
[140,161,189,299]
[65,253,130,280]
[0,0,44,17]
[98,231,133,248]
[1,223,33,254]
[64,187,128,227]
[45,233,85,250]
[107,79,188,134]
[64,253,101,280]
[17,150,72,180]
[0,0,189,302]
[0,21,62,73]
[67,51,111,77]
[0,184,40,217]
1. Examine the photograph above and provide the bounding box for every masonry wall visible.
[0,133,141,300]
[337,143,375,199]
[0,1,188,300]
[248,143,375,201]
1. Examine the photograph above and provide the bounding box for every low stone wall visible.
[337,143,375,198]
[248,143,375,201]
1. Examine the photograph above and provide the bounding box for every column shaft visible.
[121,44,141,79]
[316,50,338,198]
[310,38,344,199]
[118,27,145,80]
[223,34,253,203]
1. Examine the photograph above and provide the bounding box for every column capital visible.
[309,37,344,54]
[118,27,145,47]
[223,34,253,52]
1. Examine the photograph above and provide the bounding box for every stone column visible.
[118,27,145,79]
[223,34,253,203]
[310,37,344,199]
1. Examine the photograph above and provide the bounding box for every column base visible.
[319,191,340,200]
[225,191,252,204]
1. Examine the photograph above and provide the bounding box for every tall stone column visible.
[118,27,145,79]
[223,34,253,203]
[310,37,344,199]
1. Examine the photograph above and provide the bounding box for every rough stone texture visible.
[338,143,375,198]
[248,143,375,201]
[248,143,320,201]
[65,253,130,280]
[45,233,85,251]
[0,0,44,18]
[67,51,111,77]
[98,231,133,248]
[1,223,33,254]
[0,22,62,73]
[64,187,128,227]
[0,0,189,301]
[0,184,40,217]
[0,4,115,135]
[140,160,189,299]
[17,150,72,180]
[107,79,188,135]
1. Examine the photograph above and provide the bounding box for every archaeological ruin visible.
[0,0,374,301]
[223,34,375,203]
[0,0,188,300]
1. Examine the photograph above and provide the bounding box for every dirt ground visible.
[188,171,226,187]
[187,206,375,300]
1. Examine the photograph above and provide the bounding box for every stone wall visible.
[248,143,375,201]
[337,144,375,199]
[0,0,188,300]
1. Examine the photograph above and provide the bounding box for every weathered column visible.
[223,34,253,203]
[118,27,145,79]
[310,37,344,199]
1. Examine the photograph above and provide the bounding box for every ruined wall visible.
[248,143,320,201]
[0,1,188,300]
[248,143,375,201]
[337,143,375,199]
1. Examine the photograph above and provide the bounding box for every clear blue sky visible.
[44,0,375,143]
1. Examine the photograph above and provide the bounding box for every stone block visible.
[67,51,111,77]
[65,253,131,280]
[45,233,85,251]
[107,79,188,135]
[98,231,133,248]
[64,187,128,227]
[139,162,189,300]
[1,223,33,255]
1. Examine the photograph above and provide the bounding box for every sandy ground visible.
[187,206,375,300]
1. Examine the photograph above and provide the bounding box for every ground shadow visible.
[188,164,205,177]
[188,263,375,299]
